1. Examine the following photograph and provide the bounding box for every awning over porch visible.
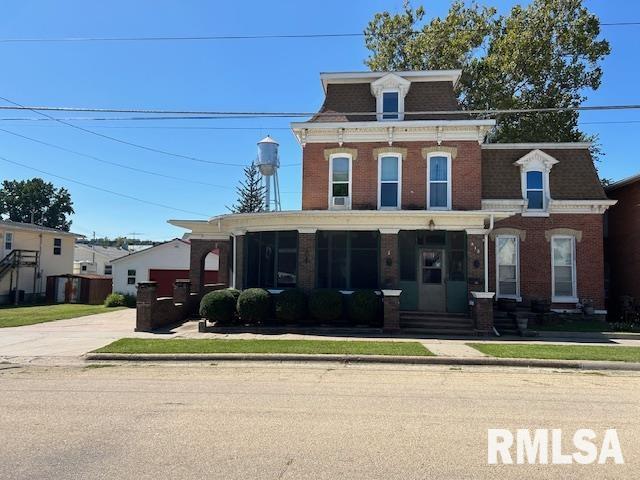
[169,209,514,238]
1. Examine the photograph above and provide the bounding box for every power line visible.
[0,22,635,43]
[2,103,640,117]
[0,96,300,167]
[0,96,246,167]
[0,155,212,218]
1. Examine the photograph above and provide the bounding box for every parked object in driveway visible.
[46,274,112,305]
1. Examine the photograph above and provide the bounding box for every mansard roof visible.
[481,144,608,200]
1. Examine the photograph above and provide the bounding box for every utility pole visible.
[92,231,96,265]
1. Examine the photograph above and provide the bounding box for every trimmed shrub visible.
[348,290,379,325]
[104,293,126,308]
[308,289,343,324]
[228,288,241,305]
[199,289,237,324]
[275,288,306,323]
[237,288,271,324]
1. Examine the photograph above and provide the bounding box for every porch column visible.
[380,230,400,289]
[380,230,401,332]
[233,233,245,290]
[297,229,316,292]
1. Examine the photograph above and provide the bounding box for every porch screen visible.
[245,231,298,289]
[317,231,379,289]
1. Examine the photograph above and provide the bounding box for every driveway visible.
[0,308,155,360]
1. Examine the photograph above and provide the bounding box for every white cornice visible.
[482,142,592,150]
[320,70,462,93]
[291,121,495,146]
[481,199,617,214]
[170,210,514,236]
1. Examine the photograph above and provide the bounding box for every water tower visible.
[256,135,281,211]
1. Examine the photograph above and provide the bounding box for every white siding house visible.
[73,244,129,276]
[111,239,218,296]
[0,220,80,303]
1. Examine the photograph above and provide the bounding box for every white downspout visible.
[484,214,494,293]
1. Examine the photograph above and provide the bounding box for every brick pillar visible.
[234,235,244,290]
[467,234,485,297]
[297,231,316,292]
[380,232,399,289]
[382,290,401,332]
[173,279,191,304]
[472,292,495,334]
[135,281,158,332]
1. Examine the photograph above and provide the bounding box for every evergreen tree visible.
[227,163,265,213]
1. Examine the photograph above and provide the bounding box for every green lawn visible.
[0,304,125,328]
[468,343,640,363]
[95,338,433,356]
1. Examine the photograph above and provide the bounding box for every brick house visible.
[170,70,615,332]
[604,173,640,305]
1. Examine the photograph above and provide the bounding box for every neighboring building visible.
[73,244,129,276]
[111,238,218,296]
[604,173,640,305]
[0,219,80,304]
[169,70,615,331]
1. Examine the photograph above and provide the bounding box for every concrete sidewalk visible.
[0,308,156,359]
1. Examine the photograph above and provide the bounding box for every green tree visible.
[364,0,610,144]
[227,163,265,213]
[0,178,74,230]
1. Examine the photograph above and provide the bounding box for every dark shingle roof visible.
[309,81,467,122]
[481,147,608,200]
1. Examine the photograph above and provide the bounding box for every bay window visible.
[551,236,577,302]
[378,154,401,209]
[496,235,519,299]
[427,153,451,210]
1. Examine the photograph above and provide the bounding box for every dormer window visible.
[382,91,399,120]
[525,171,544,210]
[371,73,410,121]
[514,149,558,215]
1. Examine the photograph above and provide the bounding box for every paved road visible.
[0,362,637,479]
[0,309,155,359]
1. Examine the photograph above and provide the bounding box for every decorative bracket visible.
[436,126,443,145]
[338,128,344,147]
[387,127,394,146]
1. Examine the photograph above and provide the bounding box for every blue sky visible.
[0,0,638,240]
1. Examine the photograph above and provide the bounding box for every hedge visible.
[199,289,237,324]
[348,290,379,325]
[274,288,307,323]
[308,289,343,324]
[237,288,271,324]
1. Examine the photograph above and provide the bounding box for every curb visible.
[534,331,640,340]
[84,353,640,371]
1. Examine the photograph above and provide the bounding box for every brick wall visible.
[380,233,399,289]
[606,182,640,301]
[488,214,605,308]
[302,141,482,210]
[297,233,316,291]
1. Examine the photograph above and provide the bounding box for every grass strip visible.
[468,343,640,363]
[0,304,125,328]
[95,338,433,356]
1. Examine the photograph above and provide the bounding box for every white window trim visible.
[377,89,404,121]
[514,149,558,216]
[377,153,402,210]
[551,235,578,303]
[328,153,352,210]
[426,152,452,211]
[495,235,521,301]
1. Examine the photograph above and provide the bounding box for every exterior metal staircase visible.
[0,249,39,282]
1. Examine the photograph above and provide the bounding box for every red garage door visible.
[149,269,218,297]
